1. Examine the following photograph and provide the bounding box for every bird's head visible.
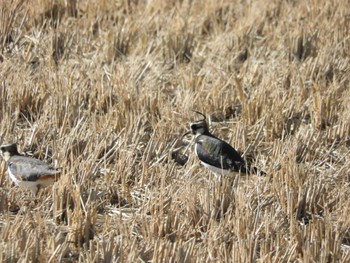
[190,111,209,135]
[0,143,20,161]
[181,111,210,139]
[190,120,209,135]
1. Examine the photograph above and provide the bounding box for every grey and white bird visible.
[0,143,61,195]
[185,111,264,176]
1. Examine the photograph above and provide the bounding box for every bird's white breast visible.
[7,167,41,194]
[8,167,21,186]
[201,161,231,175]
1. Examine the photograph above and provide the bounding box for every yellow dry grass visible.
[0,0,349,261]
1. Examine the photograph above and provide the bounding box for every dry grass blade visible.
[0,0,349,261]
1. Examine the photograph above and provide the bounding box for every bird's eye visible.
[191,124,197,130]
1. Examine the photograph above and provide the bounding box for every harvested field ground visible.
[0,0,349,262]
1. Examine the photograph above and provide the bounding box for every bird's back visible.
[195,134,246,172]
[8,155,60,182]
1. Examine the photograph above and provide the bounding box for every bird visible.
[184,111,264,177]
[0,143,61,195]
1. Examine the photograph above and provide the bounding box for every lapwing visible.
[0,143,61,195]
[184,111,264,177]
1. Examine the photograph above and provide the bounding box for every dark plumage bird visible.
[186,111,264,176]
[0,143,61,195]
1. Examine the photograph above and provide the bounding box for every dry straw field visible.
[0,0,349,262]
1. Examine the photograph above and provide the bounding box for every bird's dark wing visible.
[195,135,246,172]
[221,140,247,172]
[8,156,60,182]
